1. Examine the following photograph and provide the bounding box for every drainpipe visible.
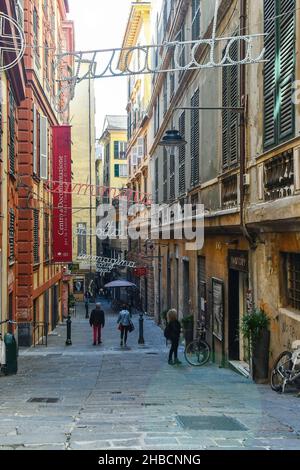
[239,0,256,251]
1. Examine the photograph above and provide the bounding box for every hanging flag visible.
[52,126,72,263]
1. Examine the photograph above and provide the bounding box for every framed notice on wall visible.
[212,278,224,342]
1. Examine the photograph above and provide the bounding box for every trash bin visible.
[4,333,18,375]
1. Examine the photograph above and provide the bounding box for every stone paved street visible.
[0,300,300,450]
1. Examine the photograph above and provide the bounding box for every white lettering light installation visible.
[54,0,266,112]
[0,13,25,72]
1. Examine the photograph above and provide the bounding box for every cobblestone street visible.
[0,301,300,451]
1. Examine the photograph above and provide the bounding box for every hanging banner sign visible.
[52,126,72,263]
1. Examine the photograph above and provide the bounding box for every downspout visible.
[239,0,256,250]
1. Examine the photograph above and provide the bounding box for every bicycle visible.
[184,321,211,366]
[271,340,300,393]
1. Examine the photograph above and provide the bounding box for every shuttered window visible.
[44,213,49,262]
[170,154,175,201]
[191,89,200,186]
[33,209,39,264]
[9,209,15,263]
[192,0,200,40]
[264,0,295,149]
[155,157,159,203]
[33,105,39,175]
[114,141,119,158]
[163,148,168,202]
[9,92,15,175]
[222,39,239,169]
[179,112,186,195]
[40,115,48,179]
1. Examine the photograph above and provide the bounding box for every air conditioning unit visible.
[243,173,250,186]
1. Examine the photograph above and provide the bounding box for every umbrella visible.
[104,280,137,288]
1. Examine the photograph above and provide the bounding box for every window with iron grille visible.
[9,209,15,263]
[44,213,49,262]
[191,89,200,186]
[286,253,300,312]
[264,0,295,149]
[178,111,186,195]
[33,209,39,264]
[192,0,200,40]
[9,91,15,176]
[222,39,240,169]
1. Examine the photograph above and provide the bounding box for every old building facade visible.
[147,0,300,374]
[16,0,74,345]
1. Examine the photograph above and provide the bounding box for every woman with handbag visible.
[117,304,133,347]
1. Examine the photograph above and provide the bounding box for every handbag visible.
[118,324,122,331]
[128,321,135,333]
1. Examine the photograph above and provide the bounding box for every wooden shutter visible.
[114,164,120,177]
[44,213,49,261]
[222,38,239,168]
[278,0,295,141]
[33,209,39,264]
[40,115,48,179]
[137,138,144,159]
[192,0,200,40]
[263,0,295,148]
[179,111,186,195]
[9,209,15,262]
[191,89,200,186]
[163,148,168,202]
[9,92,15,175]
[33,105,38,175]
[114,141,119,158]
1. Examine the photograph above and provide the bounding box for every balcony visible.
[264,149,294,201]
[221,175,238,209]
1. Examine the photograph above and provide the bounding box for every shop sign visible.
[229,250,248,273]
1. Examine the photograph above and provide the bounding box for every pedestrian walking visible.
[117,304,132,347]
[89,303,105,345]
[164,309,182,365]
[84,291,90,319]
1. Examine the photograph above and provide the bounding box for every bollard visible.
[138,312,145,345]
[66,314,72,346]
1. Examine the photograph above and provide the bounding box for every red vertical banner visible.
[52,126,72,263]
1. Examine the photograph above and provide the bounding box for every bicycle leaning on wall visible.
[184,320,211,366]
[271,340,300,393]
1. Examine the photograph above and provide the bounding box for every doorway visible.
[228,269,249,361]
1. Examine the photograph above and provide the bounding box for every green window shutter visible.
[114,164,120,177]
[191,89,200,186]
[278,0,295,141]
[114,141,119,158]
[179,111,186,195]
[264,0,295,149]
[222,38,240,168]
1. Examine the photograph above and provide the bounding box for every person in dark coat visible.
[89,303,105,345]
[84,291,90,319]
[164,309,182,365]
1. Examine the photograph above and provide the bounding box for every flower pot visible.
[252,328,270,383]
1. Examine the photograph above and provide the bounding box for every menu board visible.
[212,278,224,341]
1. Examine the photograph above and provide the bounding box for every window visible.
[9,209,15,263]
[222,39,239,169]
[44,41,49,79]
[264,0,295,149]
[115,164,128,178]
[285,253,300,312]
[154,97,160,135]
[163,79,168,115]
[77,223,87,256]
[33,105,39,176]
[33,7,38,55]
[177,23,185,81]
[114,141,127,159]
[192,0,200,40]
[170,154,175,201]
[163,148,168,202]
[179,112,186,194]
[169,56,175,98]
[44,213,49,262]
[9,91,15,175]
[40,115,48,179]
[191,89,200,186]
[155,158,159,203]
[33,209,39,264]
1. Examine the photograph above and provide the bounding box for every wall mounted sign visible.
[228,250,248,273]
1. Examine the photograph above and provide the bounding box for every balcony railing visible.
[222,175,238,209]
[264,150,294,201]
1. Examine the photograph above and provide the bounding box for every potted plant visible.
[241,308,270,383]
[181,315,194,345]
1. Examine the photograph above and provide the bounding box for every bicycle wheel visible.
[271,351,292,392]
[184,339,210,366]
